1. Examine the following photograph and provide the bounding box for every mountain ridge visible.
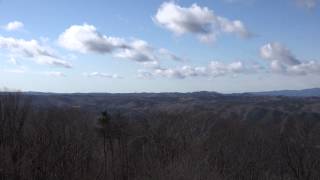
[16,88,320,97]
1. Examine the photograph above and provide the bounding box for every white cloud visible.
[114,40,158,62]
[296,0,318,9]
[0,36,72,68]
[44,71,66,77]
[35,56,72,68]
[260,42,320,75]
[3,21,24,31]
[208,61,246,76]
[260,42,300,66]
[287,61,320,75]
[153,2,251,43]
[84,72,123,79]
[154,67,190,79]
[58,24,184,65]
[58,24,126,54]
[115,41,184,66]
[141,60,160,69]
[139,61,251,79]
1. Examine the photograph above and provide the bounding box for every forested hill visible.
[15,91,320,124]
[0,92,320,179]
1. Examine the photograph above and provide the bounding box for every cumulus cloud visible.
[84,72,123,79]
[0,36,72,68]
[153,2,252,43]
[208,61,247,76]
[3,21,24,31]
[114,40,158,62]
[260,42,300,66]
[260,42,320,75]
[296,0,318,9]
[115,41,184,67]
[287,61,320,75]
[58,24,126,54]
[58,24,184,65]
[138,61,251,79]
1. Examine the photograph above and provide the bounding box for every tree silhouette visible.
[97,111,111,179]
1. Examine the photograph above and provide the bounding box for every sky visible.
[0,0,319,93]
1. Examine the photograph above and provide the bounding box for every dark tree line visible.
[0,93,320,180]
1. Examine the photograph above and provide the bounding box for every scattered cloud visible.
[159,48,187,62]
[138,61,253,79]
[207,61,250,76]
[44,71,66,77]
[3,21,24,31]
[58,24,184,65]
[35,56,72,68]
[153,2,252,43]
[141,60,160,69]
[84,72,123,79]
[0,36,72,68]
[137,70,155,79]
[260,42,300,66]
[114,40,158,62]
[260,42,320,75]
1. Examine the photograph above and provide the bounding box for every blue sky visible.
[0,0,319,93]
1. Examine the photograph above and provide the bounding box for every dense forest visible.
[0,92,320,180]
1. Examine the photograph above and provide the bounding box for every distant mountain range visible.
[2,88,320,97]
[2,88,320,120]
[245,88,320,97]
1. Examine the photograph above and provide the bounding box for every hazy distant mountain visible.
[247,88,320,97]
[20,88,320,97]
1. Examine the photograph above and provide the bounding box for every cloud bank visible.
[138,61,254,79]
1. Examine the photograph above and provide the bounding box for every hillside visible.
[0,92,320,179]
